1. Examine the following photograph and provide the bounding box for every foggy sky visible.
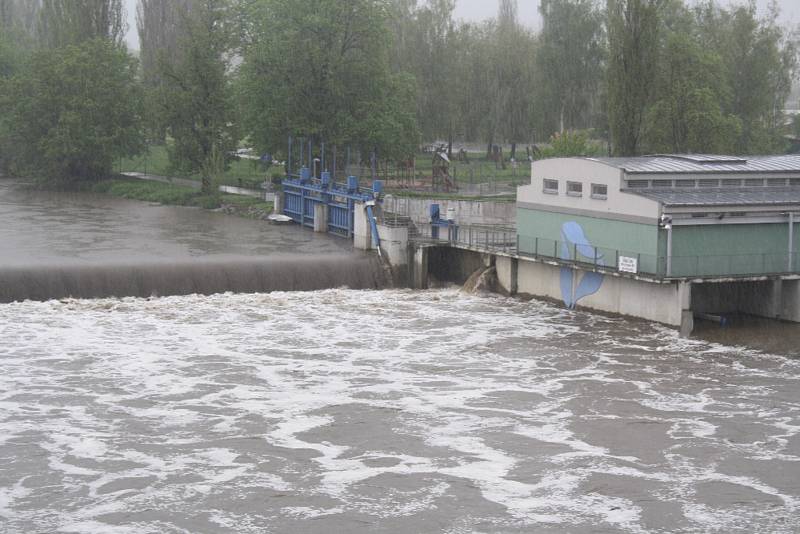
[123,0,798,51]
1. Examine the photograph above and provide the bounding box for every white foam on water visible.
[1,289,799,533]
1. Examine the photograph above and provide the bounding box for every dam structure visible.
[371,154,800,335]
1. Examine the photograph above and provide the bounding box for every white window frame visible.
[590,183,608,200]
[566,181,583,197]
[543,179,559,195]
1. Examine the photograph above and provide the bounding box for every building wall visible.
[664,222,800,277]
[518,158,660,221]
[516,208,662,275]
[496,255,687,326]
[517,158,662,274]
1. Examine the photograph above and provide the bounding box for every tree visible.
[606,0,666,156]
[37,0,125,48]
[644,26,741,153]
[155,0,238,194]
[2,39,144,182]
[694,1,797,153]
[239,0,418,162]
[537,0,604,135]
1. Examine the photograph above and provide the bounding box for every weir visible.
[0,255,387,303]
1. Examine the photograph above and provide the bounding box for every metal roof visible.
[589,154,800,174]
[632,187,800,207]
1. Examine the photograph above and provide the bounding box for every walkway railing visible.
[412,224,800,279]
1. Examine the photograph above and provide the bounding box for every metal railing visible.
[413,226,800,279]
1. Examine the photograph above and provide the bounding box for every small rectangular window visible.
[722,179,742,187]
[767,178,787,186]
[627,180,649,188]
[591,183,608,199]
[652,179,673,188]
[698,179,719,188]
[745,178,764,187]
[676,179,696,188]
[543,179,558,194]
[567,181,583,197]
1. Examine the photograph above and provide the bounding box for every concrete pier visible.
[353,202,373,251]
[313,203,328,233]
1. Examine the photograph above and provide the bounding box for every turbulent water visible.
[1,289,799,533]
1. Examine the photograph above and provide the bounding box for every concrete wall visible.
[497,255,687,326]
[518,158,660,222]
[384,195,515,226]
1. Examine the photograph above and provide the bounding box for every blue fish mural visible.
[559,222,605,309]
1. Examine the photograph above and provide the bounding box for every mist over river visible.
[1,180,799,532]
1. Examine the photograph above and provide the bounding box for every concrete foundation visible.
[413,247,429,289]
[273,190,284,215]
[313,203,329,233]
[496,255,688,327]
[376,223,408,267]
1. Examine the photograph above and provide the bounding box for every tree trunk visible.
[510,142,516,160]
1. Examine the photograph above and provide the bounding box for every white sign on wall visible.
[618,256,638,274]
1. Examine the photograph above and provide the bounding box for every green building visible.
[517,154,800,279]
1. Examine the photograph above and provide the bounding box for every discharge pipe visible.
[365,200,381,255]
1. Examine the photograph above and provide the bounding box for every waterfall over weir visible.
[0,254,388,303]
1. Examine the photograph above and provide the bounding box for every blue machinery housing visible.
[282,166,383,246]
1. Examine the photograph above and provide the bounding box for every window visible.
[698,179,719,188]
[567,181,583,197]
[676,179,696,188]
[591,183,608,199]
[627,180,648,188]
[767,178,787,186]
[652,179,673,188]
[745,178,764,187]
[722,179,742,187]
[543,179,558,194]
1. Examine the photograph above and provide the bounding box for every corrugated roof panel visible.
[587,154,800,174]
[632,188,800,207]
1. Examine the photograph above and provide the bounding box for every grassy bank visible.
[93,177,274,219]
[117,145,273,190]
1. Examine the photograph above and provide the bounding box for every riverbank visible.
[93,177,274,221]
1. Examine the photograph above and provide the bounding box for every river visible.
[0,180,799,533]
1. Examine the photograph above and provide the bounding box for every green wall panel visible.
[516,207,660,273]
[666,223,799,277]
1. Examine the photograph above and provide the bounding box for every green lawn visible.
[117,145,274,190]
[93,177,273,215]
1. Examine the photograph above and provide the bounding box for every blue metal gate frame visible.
[282,167,382,238]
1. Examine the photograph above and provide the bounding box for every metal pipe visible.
[789,212,795,271]
[666,224,673,277]
[321,142,325,173]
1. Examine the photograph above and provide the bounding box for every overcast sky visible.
[123,0,798,51]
